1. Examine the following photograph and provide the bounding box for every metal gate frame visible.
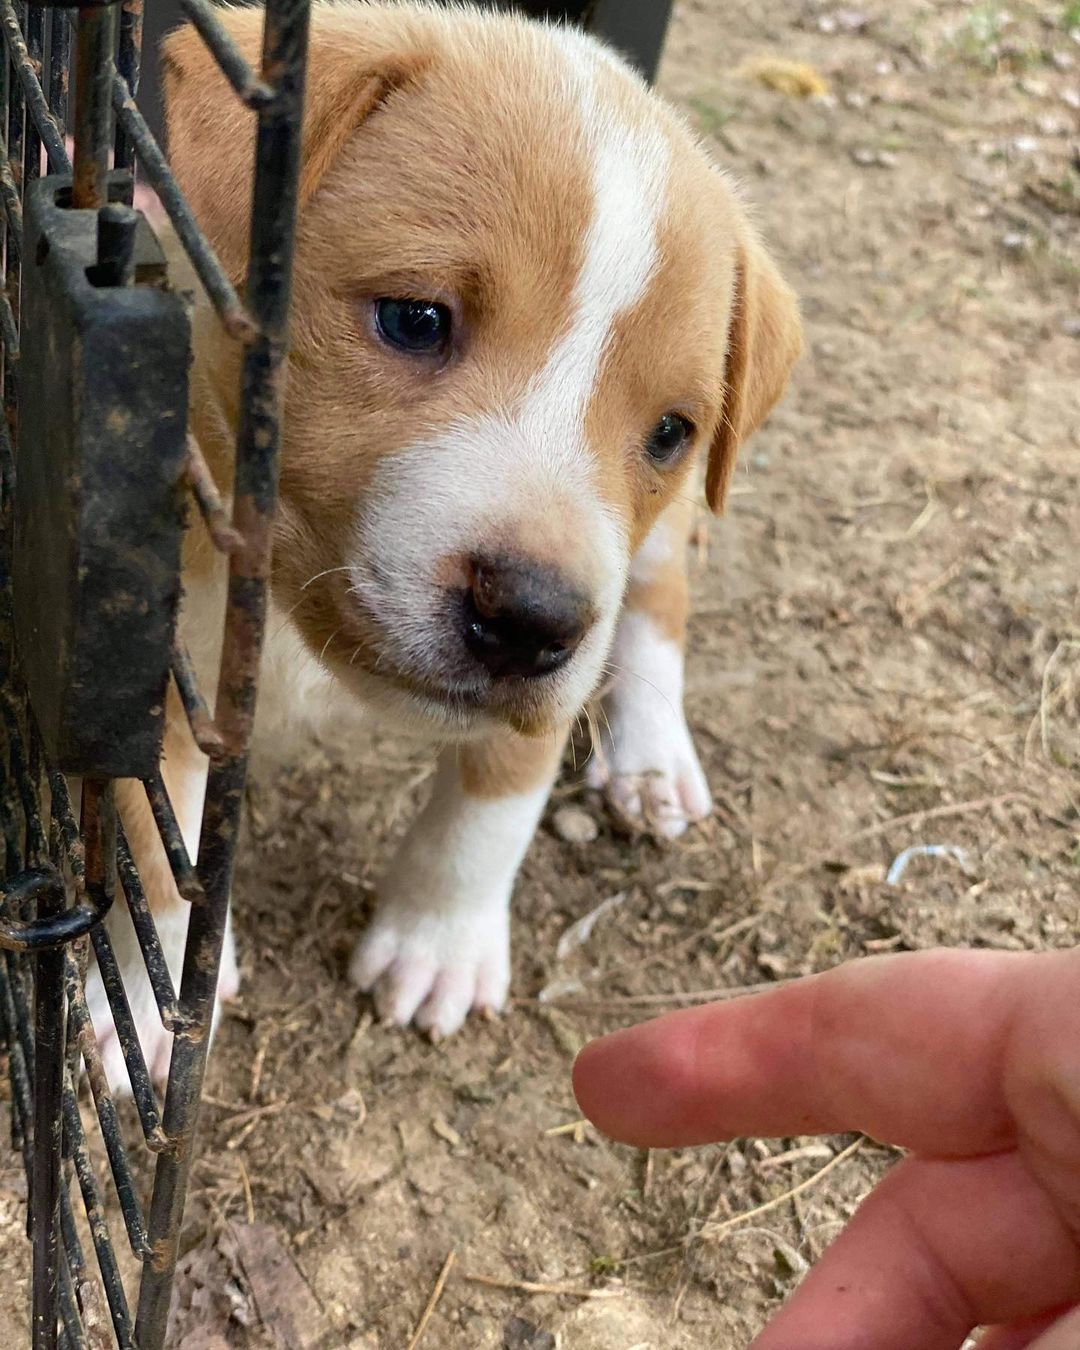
[0,0,310,1344]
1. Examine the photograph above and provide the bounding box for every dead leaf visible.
[736,56,829,98]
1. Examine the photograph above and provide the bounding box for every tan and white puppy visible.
[88,1,802,1081]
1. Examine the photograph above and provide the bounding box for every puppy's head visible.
[164,3,802,738]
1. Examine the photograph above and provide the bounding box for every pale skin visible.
[573,947,1080,1350]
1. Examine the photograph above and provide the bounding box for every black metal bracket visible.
[13,171,190,779]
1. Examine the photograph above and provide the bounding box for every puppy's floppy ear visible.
[706,230,803,513]
[162,8,425,280]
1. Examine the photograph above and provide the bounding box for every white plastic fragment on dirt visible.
[885,844,973,886]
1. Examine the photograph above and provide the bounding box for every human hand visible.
[572,948,1080,1349]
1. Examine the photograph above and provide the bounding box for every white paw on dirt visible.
[586,701,712,840]
[349,897,510,1039]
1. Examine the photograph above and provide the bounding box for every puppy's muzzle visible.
[462,555,595,681]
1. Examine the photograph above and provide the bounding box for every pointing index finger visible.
[572,948,1042,1152]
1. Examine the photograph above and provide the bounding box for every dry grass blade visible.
[619,1137,867,1268]
[1025,639,1080,776]
[518,978,793,1011]
[406,1250,456,1350]
[465,1273,623,1300]
[702,1137,866,1238]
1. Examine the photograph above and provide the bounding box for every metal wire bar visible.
[2,702,47,862]
[0,151,20,249]
[135,0,312,1333]
[171,640,226,759]
[0,0,68,174]
[115,822,180,1028]
[46,9,68,133]
[71,6,116,209]
[0,950,31,1147]
[3,0,26,455]
[31,868,64,1350]
[111,74,257,342]
[112,0,140,169]
[4,959,86,1350]
[85,925,163,1149]
[178,0,272,108]
[6,928,33,1070]
[22,2,42,202]
[56,1190,96,1350]
[64,962,153,1256]
[183,433,244,555]
[141,769,203,903]
[0,289,17,359]
[60,1076,136,1348]
[47,772,84,888]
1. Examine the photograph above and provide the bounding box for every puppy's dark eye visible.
[374,297,452,354]
[645,413,694,464]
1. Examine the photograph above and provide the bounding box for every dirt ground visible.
[2,0,1079,1345]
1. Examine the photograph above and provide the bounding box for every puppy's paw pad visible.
[349,906,510,1040]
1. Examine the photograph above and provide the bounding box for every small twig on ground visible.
[465,1273,623,1300]
[237,1156,256,1225]
[704,1138,866,1239]
[620,1136,867,1268]
[544,1119,588,1141]
[406,1250,456,1350]
[225,1100,289,1150]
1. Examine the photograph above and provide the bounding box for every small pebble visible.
[1063,316,1080,338]
[1036,115,1067,136]
[851,146,897,168]
[552,806,599,844]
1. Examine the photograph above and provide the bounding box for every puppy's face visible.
[165,5,801,738]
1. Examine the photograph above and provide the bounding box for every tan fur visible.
[706,233,803,513]
[458,727,566,800]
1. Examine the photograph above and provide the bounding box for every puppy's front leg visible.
[588,497,712,838]
[350,728,564,1038]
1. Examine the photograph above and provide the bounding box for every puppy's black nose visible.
[463,555,594,680]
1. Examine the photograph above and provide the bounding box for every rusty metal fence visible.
[0,0,309,1343]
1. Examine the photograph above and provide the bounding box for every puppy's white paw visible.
[589,611,712,840]
[587,705,712,840]
[349,896,510,1040]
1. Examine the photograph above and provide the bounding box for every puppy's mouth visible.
[346,646,574,738]
[330,551,604,736]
